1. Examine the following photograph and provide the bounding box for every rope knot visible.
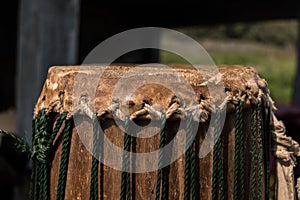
[35,142,52,164]
[32,110,53,163]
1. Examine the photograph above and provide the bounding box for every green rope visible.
[264,106,271,200]
[34,109,50,163]
[161,113,168,200]
[90,114,99,200]
[0,129,30,153]
[250,102,264,200]
[184,113,191,200]
[184,113,196,200]
[250,104,258,200]
[212,107,224,200]
[120,116,131,200]
[41,163,49,200]
[34,112,67,200]
[234,99,244,200]
[190,137,196,200]
[256,101,263,199]
[1,111,70,200]
[155,113,167,200]
[30,118,38,200]
[56,119,73,200]
[31,160,38,200]
[48,112,68,149]
[34,110,51,200]
[0,128,32,198]
[189,113,196,200]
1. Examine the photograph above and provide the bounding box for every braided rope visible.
[31,160,38,200]
[35,110,51,200]
[41,163,49,200]
[161,113,168,200]
[120,116,131,200]
[212,107,224,200]
[90,114,99,200]
[45,113,68,200]
[264,106,271,200]
[0,129,30,153]
[188,113,196,200]
[234,99,244,200]
[48,112,68,149]
[155,113,167,200]
[30,118,38,200]
[190,143,196,200]
[250,101,264,200]
[184,113,194,200]
[56,119,73,200]
[256,101,263,199]
[250,104,258,200]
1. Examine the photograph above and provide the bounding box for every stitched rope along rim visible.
[0,97,272,200]
[0,93,274,199]
[0,64,292,199]
[0,100,271,200]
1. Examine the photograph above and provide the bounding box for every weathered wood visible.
[292,16,300,106]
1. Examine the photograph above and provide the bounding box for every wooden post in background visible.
[293,11,300,107]
[16,0,81,143]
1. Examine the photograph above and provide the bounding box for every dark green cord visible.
[212,107,224,200]
[234,99,244,200]
[0,111,73,200]
[31,160,38,200]
[161,113,167,200]
[256,101,263,199]
[190,141,196,200]
[0,129,30,153]
[48,112,68,149]
[30,118,38,200]
[184,113,196,200]
[41,163,49,200]
[155,113,167,200]
[90,114,99,200]
[56,119,73,200]
[188,113,196,200]
[35,110,51,200]
[250,101,264,200]
[264,106,271,200]
[250,104,258,200]
[120,116,131,200]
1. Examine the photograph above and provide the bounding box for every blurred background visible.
[1,1,300,199]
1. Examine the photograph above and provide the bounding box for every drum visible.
[30,64,272,200]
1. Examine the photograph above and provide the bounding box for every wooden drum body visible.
[31,65,272,200]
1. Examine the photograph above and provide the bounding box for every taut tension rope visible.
[250,101,264,200]
[34,109,51,200]
[234,99,245,200]
[184,113,196,200]
[0,95,275,200]
[120,116,131,200]
[250,103,258,200]
[256,101,264,199]
[56,118,73,200]
[90,114,99,200]
[155,113,167,200]
[212,107,224,200]
[263,106,271,200]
